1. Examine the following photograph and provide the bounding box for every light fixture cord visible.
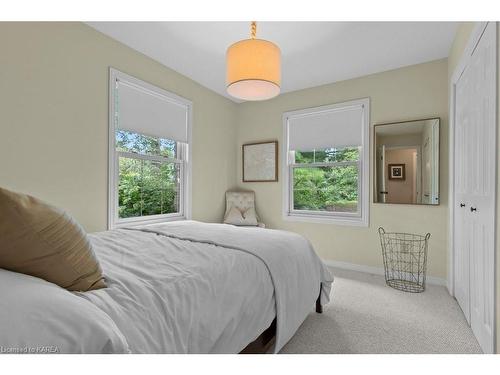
[251,21,257,39]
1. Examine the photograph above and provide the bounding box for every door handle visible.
[470,207,477,212]
[460,203,465,207]
[380,191,388,195]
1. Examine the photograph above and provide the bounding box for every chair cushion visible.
[0,186,106,291]
[225,191,256,214]
[224,205,258,226]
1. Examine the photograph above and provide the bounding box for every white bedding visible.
[81,224,277,353]
[128,221,333,352]
[0,221,332,354]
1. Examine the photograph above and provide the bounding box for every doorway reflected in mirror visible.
[374,118,439,205]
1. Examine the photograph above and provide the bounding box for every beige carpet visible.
[280,267,482,354]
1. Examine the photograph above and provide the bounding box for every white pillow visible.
[224,205,258,226]
[0,268,129,353]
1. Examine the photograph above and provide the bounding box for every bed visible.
[0,220,333,354]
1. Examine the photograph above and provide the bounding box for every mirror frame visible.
[372,117,441,206]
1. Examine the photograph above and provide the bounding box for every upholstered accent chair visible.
[223,191,265,228]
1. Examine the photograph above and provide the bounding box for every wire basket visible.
[378,227,430,293]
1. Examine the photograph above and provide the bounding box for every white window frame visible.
[282,98,370,226]
[108,68,192,229]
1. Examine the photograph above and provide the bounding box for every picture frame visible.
[388,164,406,180]
[242,141,278,182]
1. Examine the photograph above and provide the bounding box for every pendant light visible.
[226,21,281,101]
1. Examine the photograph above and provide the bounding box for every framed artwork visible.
[388,164,406,180]
[242,141,278,182]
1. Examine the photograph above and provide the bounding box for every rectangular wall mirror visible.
[374,118,440,205]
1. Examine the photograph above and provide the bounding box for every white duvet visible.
[0,221,333,354]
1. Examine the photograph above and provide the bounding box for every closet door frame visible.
[448,21,497,353]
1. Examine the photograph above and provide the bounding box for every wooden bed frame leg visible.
[315,284,323,314]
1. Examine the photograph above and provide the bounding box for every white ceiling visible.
[375,118,439,136]
[87,22,458,102]
[376,121,426,136]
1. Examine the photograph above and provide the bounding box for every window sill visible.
[283,212,368,227]
[111,214,186,229]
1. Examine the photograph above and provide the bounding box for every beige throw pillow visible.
[224,205,258,226]
[0,187,106,291]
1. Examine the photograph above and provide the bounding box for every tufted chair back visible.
[224,191,265,227]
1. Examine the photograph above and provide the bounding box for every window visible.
[282,98,369,226]
[116,131,181,219]
[108,69,192,228]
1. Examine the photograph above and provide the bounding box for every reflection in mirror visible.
[374,118,439,205]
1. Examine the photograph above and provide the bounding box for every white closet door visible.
[453,22,496,354]
[454,63,471,322]
[467,22,496,354]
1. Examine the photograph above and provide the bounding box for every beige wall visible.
[447,21,499,353]
[236,59,449,278]
[0,22,238,232]
[448,22,477,79]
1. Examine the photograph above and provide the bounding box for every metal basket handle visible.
[425,233,431,240]
[378,227,386,235]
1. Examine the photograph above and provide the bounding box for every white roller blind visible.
[116,79,188,142]
[288,104,364,151]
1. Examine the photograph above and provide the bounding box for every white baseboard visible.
[322,259,447,287]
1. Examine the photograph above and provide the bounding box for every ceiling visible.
[87,22,458,102]
[375,119,438,136]
[376,122,424,137]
